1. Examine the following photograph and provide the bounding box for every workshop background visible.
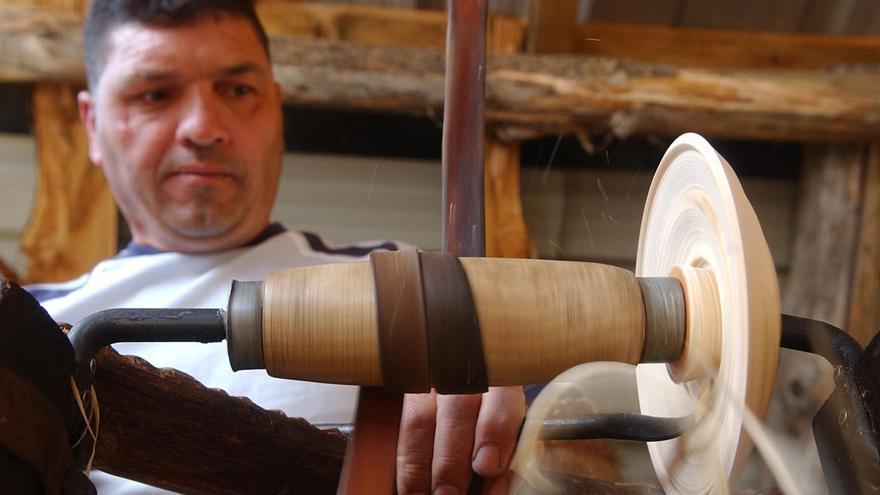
[1,0,879,492]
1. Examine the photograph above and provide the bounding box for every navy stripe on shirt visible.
[27,283,87,303]
[302,232,398,257]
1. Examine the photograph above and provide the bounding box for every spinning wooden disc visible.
[635,133,781,492]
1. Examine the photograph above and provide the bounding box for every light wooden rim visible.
[635,133,781,493]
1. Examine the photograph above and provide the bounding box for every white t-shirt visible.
[29,227,400,494]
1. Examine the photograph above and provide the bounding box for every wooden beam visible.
[267,36,880,143]
[526,0,577,54]
[4,6,880,143]
[575,22,880,70]
[848,142,880,346]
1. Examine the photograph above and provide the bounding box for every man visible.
[28,1,525,493]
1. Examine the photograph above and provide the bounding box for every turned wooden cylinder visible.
[226,250,688,392]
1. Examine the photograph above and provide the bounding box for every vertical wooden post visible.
[19,1,116,284]
[848,142,880,346]
[21,84,117,284]
[526,0,578,54]
[485,140,532,258]
[784,143,880,347]
[485,7,531,259]
[783,144,866,329]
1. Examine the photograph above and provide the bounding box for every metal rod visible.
[538,413,692,442]
[441,0,488,257]
[780,314,880,495]
[67,308,227,366]
[316,412,693,443]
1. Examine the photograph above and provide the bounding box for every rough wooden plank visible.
[847,142,880,346]
[19,83,116,284]
[526,0,577,54]
[79,348,346,494]
[4,6,880,143]
[782,144,866,327]
[268,37,880,143]
[575,22,880,69]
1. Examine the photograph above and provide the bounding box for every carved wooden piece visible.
[263,261,380,386]
[260,259,646,387]
[80,348,346,495]
[3,6,880,142]
[635,134,780,493]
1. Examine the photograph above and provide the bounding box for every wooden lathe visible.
[219,132,781,494]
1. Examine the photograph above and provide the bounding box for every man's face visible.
[79,15,284,252]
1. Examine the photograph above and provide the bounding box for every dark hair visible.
[83,0,270,90]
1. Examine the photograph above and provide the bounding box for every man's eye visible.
[140,90,170,103]
[231,85,254,97]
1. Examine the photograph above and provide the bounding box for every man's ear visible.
[77,90,102,166]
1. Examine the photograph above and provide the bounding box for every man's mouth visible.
[166,163,239,183]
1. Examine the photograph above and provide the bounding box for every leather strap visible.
[370,250,488,394]
[419,251,488,394]
[370,249,431,393]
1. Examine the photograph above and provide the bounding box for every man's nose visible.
[176,90,230,148]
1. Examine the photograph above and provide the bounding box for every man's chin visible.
[164,214,244,245]
[173,223,235,240]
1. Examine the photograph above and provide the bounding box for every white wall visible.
[279,151,794,272]
[0,134,37,276]
[0,133,795,278]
